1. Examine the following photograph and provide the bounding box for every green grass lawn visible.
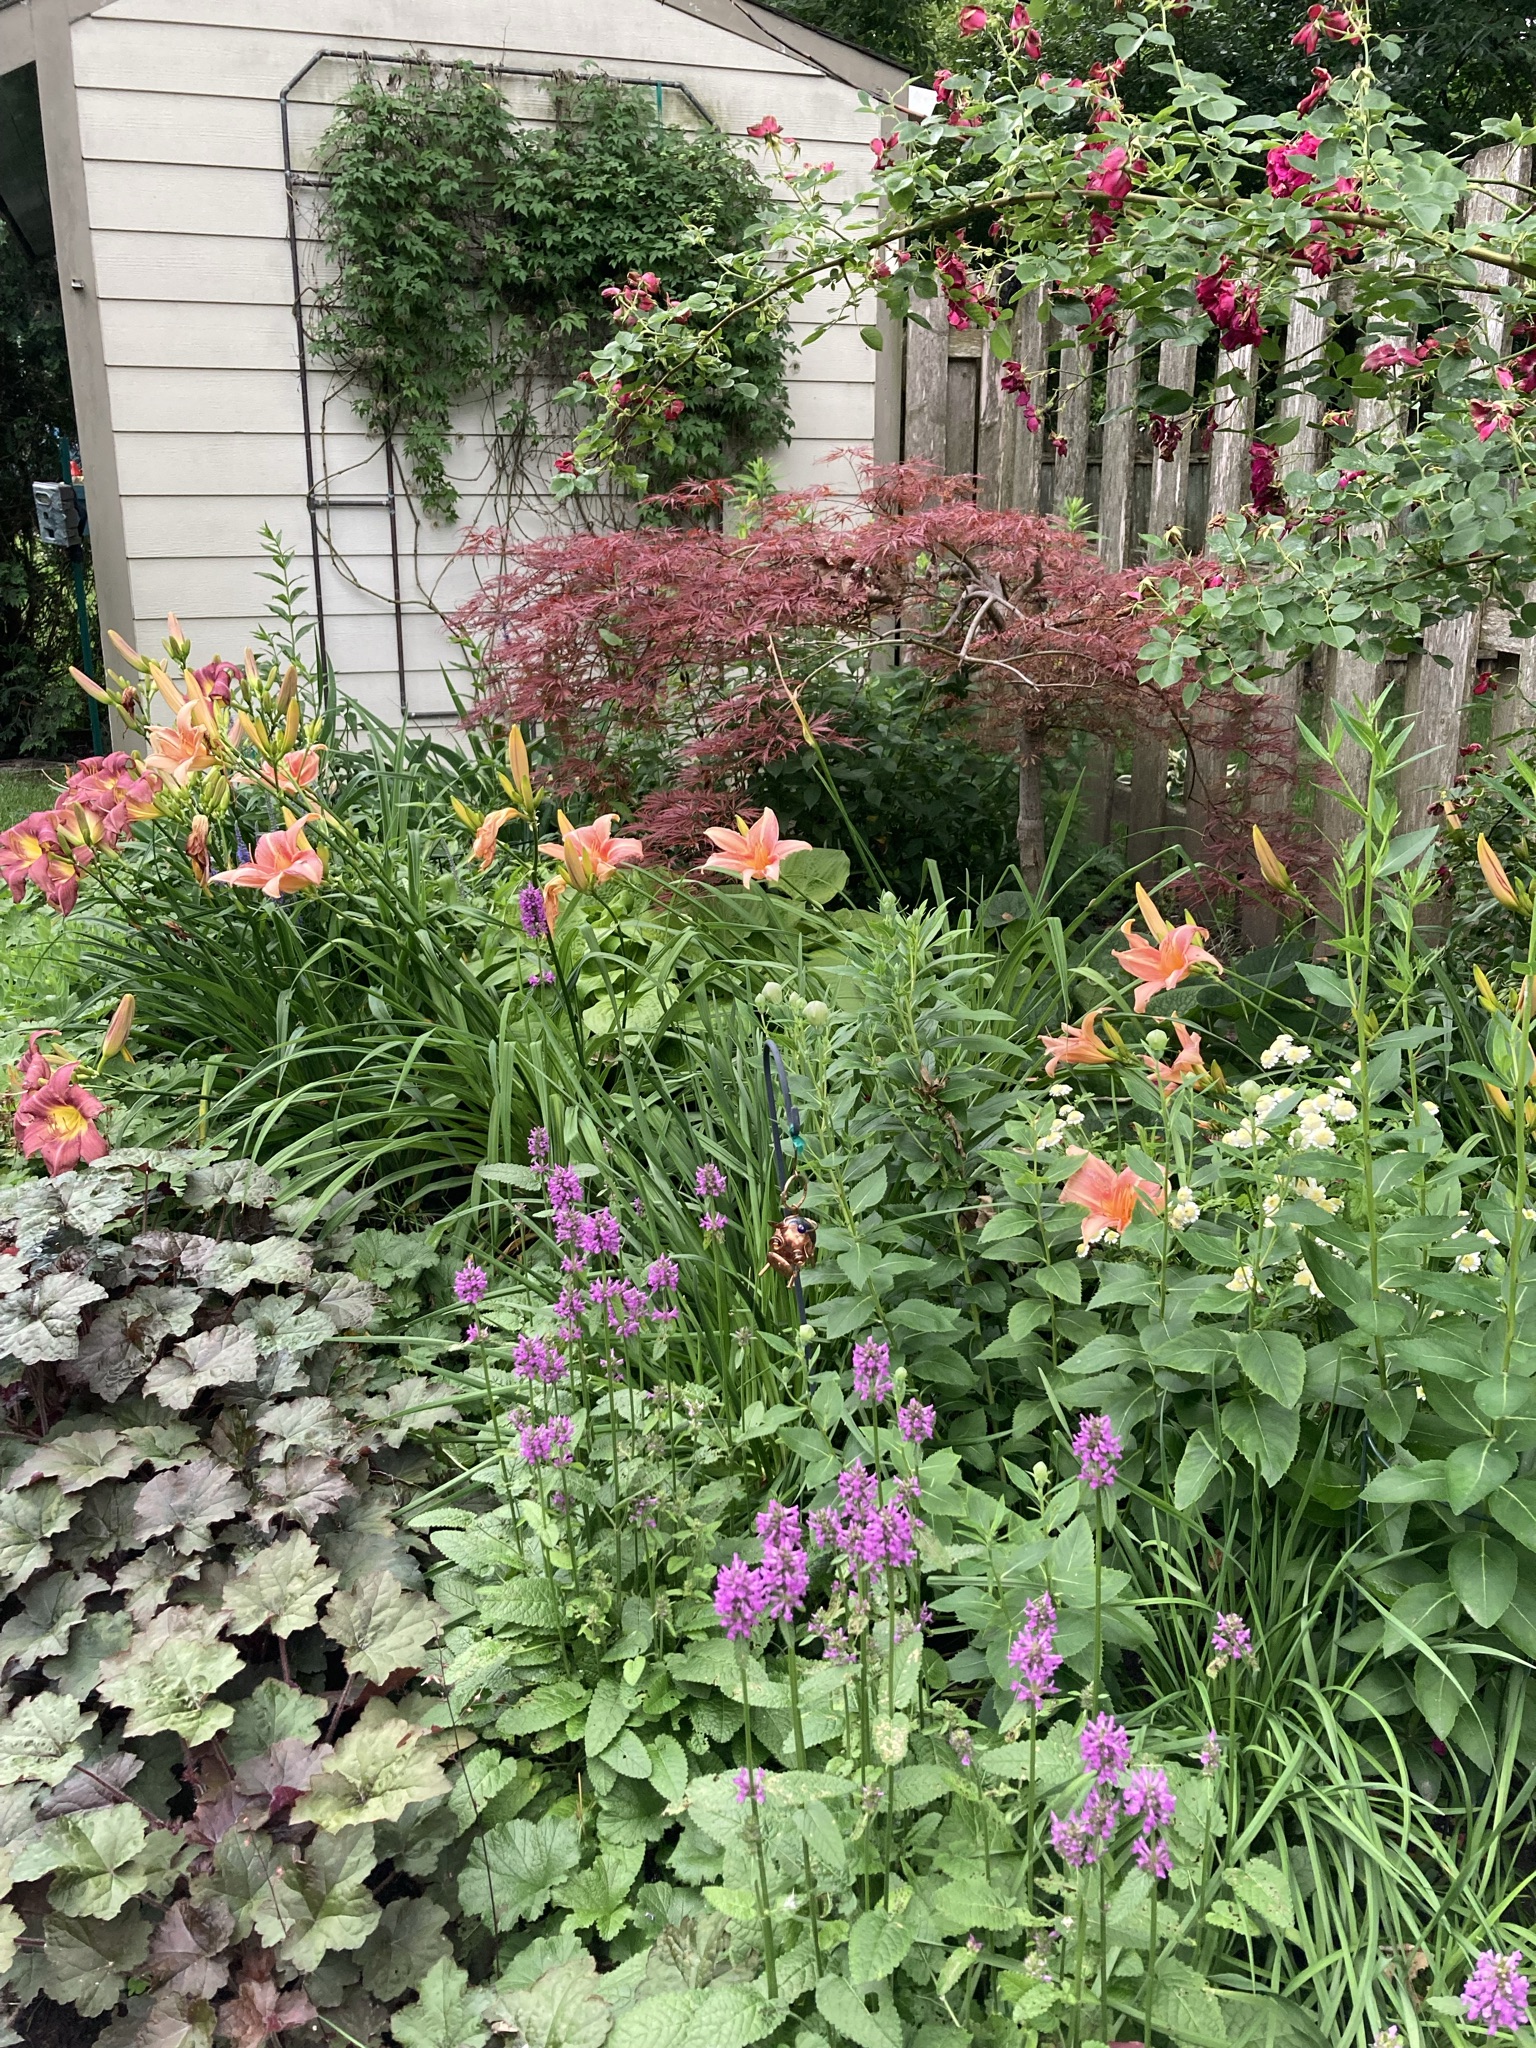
[0,768,61,832]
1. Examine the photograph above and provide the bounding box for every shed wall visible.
[72,0,894,723]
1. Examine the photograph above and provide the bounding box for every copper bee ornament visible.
[765,1211,819,1280]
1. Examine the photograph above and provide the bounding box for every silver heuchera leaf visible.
[133,1457,250,1551]
[144,1326,262,1411]
[181,1237,312,1295]
[0,1272,109,1369]
[65,1286,202,1401]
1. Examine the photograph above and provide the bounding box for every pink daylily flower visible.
[212,815,325,898]
[1061,1153,1164,1245]
[539,811,644,889]
[1113,885,1223,1012]
[1040,1008,1116,1075]
[701,809,811,887]
[1143,1019,1207,1093]
[15,1063,110,1176]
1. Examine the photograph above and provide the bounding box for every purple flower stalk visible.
[714,1555,761,1639]
[1210,1610,1256,1668]
[1049,1785,1118,1869]
[512,1334,568,1384]
[811,1462,922,1575]
[463,1322,480,1344]
[695,1163,728,1203]
[454,1259,489,1307]
[528,1126,551,1170]
[576,1207,624,1259]
[1007,1593,1063,1712]
[1131,1831,1173,1879]
[1463,1951,1531,2036]
[754,1500,809,1625]
[852,1339,893,1405]
[734,1766,766,1806]
[647,1255,680,1293]
[699,1211,728,1236]
[518,1415,575,1467]
[518,884,550,938]
[546,1164,583,1212]
[1198,1730,1222,1774]
[1122,1764,1176,1832]
[898,1398,935,1444]
[1080,1712,1133,1785]
[1072,1412,1123,1491]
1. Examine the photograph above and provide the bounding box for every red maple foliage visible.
[453,462,1209,854]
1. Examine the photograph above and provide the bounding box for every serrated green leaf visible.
[459,1814,582,1926]
[1174,1429,1223,1510]
[254,1822,380,1972]
[0,1481,78,1592]
[227,1678,327,1764]
[0,1691,91,1786]
[492,1953,616,2048]
[391,1957,490,2048]
[96,1626,239,1744]
[44,1908,151,2019]
[362,1896,452,2004]
[814,1974,901,2048]
[222,1531,338,1638]
[1226,1857,1296,1938]
[1222,1393,1300,1485]
[584,1676,635,1759]
[323,1569,441,1682]
[648,1733,688,1803]
[1233,1332,1306,1408]
[294,1698,451,1830]
[556,1842,644,1940]
[847,1905,913,1984]
[600,1729,651,1779]
[144,1324,261,1410]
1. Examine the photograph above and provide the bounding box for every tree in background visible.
[800,0,1533,151]
[0,217,87,759]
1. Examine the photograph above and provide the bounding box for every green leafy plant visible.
[310,63,791,520]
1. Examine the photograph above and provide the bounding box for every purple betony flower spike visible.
[695,1163,728,1203]
[1209,1610,1256,1671]
[519,884,550,938]
[1007,1593,1063,1712]
[852,1339,893,1405]
[454,1259,489,1307]
[528,1126,551,1170]
[1072,1412,1123,1491]
[734,1766,766,1806]
[517,1415,575,1467]
[1462,1951,1531,2036]
[897,1398,935,1444]
[1080,1712,1133,1784]
[699,1211,728,1236]
[715,1555,761,1640]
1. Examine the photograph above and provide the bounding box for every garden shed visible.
[0,0,906,725]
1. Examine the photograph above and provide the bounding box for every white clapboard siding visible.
[72,0,897,722]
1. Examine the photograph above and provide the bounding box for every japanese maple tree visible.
[454,464,1206,880]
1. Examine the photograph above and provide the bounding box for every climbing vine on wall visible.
[309,62,793,521]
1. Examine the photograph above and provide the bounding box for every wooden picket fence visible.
[897,143,1536,881]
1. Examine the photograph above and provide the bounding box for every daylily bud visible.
[499,724,544,820]
[1478,835,1525,911]
[238,711,272,752]
[186,814,211,887]
[451,798,483,831]
[101,993,136,1061]
[1473,965,1502,1015]
[283,696,302,747]
[107,628,152,674]
[71,666,112,704]
[1134,881,1173,941]
[1252,824,1292,892]
[1144,1028,1169,1054]
[277,665,299,711]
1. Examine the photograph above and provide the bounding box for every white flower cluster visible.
[1169,1188,1201,1229]
[1260,1033,1312,1070]
[1451,1225,1500,1273]
[1036,1101,1087,1151]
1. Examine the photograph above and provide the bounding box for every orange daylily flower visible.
[1113,886,1222,1013]
[701,809,811,887]
[1143,1019,1206,1093]
[539,811,643,890]
[1060,1153,1165,1245]
[212,815,325,898]
[471,807,516,872]
[1040,1008,1117,1075]
[142,703,217,790]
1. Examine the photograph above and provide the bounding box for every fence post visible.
[904,313,949,477]
[1002,288,1050,514]
[1081,320,1141,846]
[1053,333,1093,508]
[1189,343,1257,871]
[1128,341,1196,865]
